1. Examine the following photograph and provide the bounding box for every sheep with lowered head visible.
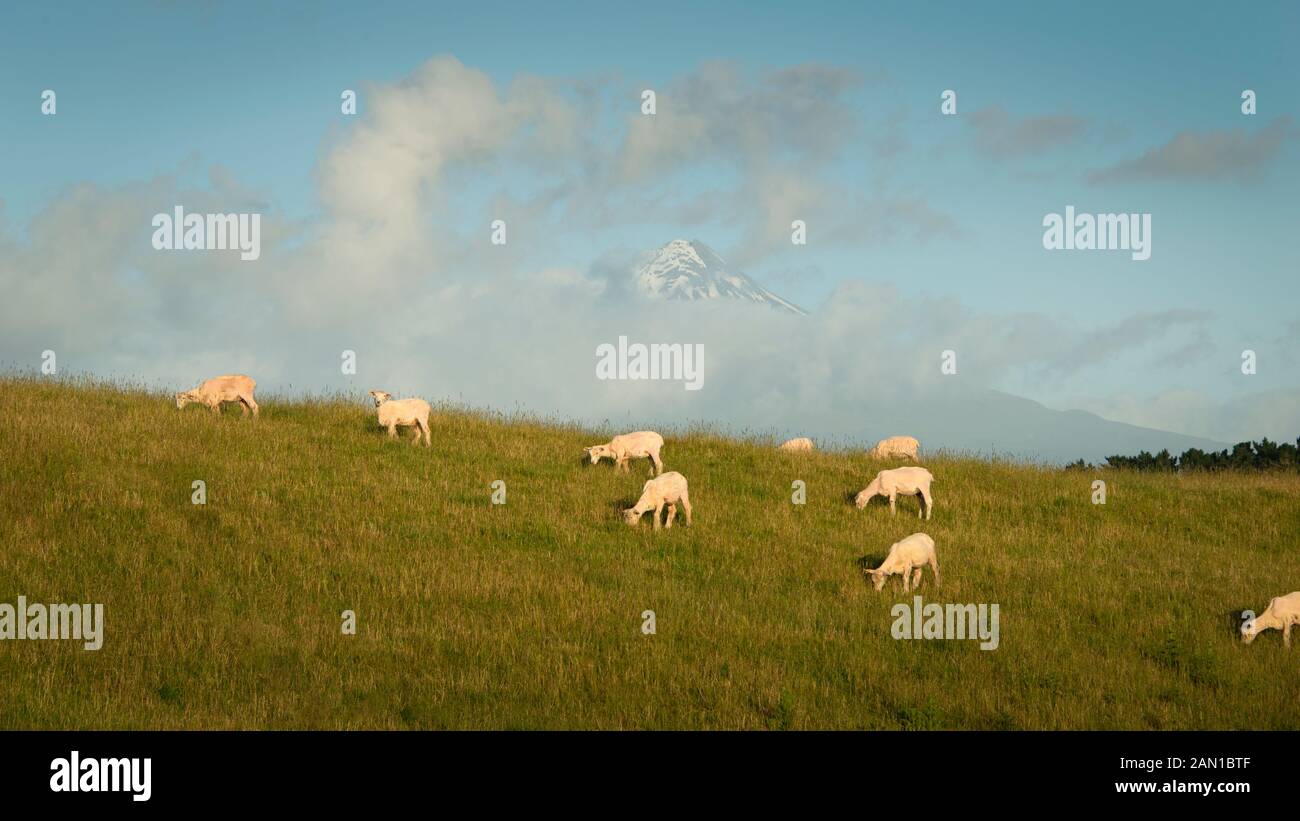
[584,431,664,476]
[368,390,431,447]
[855,466,934,519]
[622,471,692,530]
[864,533,939,592]
[1241,592,1300,647]
[176,374,259,417]
[868,435,920,460]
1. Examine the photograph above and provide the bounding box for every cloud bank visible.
[1,56,1295,458]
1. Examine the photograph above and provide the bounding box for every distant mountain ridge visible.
[634,239,806,315]
[626,240,1226,462]
[786,388,1229,464]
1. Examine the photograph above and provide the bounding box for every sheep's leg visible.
[679,492,692,526]
[419,418,431,447]
[888,493,897,516]
[652,502,663,531]
[664,504,676,529]
[650,449,663,476]
[922,489,933,520]
[1284,623,1292,648]
[386,423,398,439]
[912,568,923,590]
[243,394,260,417]
[930,557,940,587]
[902,569,911,593]
[209,401,221,415]
[238,398,250,417]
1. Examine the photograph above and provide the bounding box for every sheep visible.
[778,437,815,452]
[1241,592,1300,647]
[175,374,259,417]
[584,431,664,476]
[368,390,431,447]
[864,533,939,592]
[855,466,934,519]
[622,471,691,530]
[868,435,920,460]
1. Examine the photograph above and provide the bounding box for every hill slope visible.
[0,377,1297,729]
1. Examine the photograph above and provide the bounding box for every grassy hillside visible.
[1,376,1298,730]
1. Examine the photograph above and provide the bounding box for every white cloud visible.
[1088,116,1293,184]
[966,105,1087,158]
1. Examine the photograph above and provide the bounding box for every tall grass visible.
[1,376,1297,729]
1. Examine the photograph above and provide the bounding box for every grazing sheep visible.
[1241,592,1300,647]
[864,533,939,592]
[622,471,691,530]
[868,435,920,460]
[778,437,815,452]
[175,374,259,417]
[368,390,431,447]
[855,466,934,519]
[584,431,665,476]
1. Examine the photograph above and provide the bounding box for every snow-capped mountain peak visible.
[634,239,807,315]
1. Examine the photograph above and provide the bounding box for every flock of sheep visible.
[175,374,1300,648]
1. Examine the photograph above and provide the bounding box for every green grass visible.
[1,376,1298,729]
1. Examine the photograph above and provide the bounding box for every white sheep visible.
[855,466,934,519]
[778,437,815,452]
[622,471,692,530]
[1241,592,1300,647]
[868,435,920,460]
[584,431,665,476]
[175,374,259,417]
[864,533,939,592]
[368,390,431,447]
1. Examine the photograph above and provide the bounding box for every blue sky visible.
[1,1,1296,451]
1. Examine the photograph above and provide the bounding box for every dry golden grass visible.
[1,376,1297,729]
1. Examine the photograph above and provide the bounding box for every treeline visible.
[1066,438,1300,472]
